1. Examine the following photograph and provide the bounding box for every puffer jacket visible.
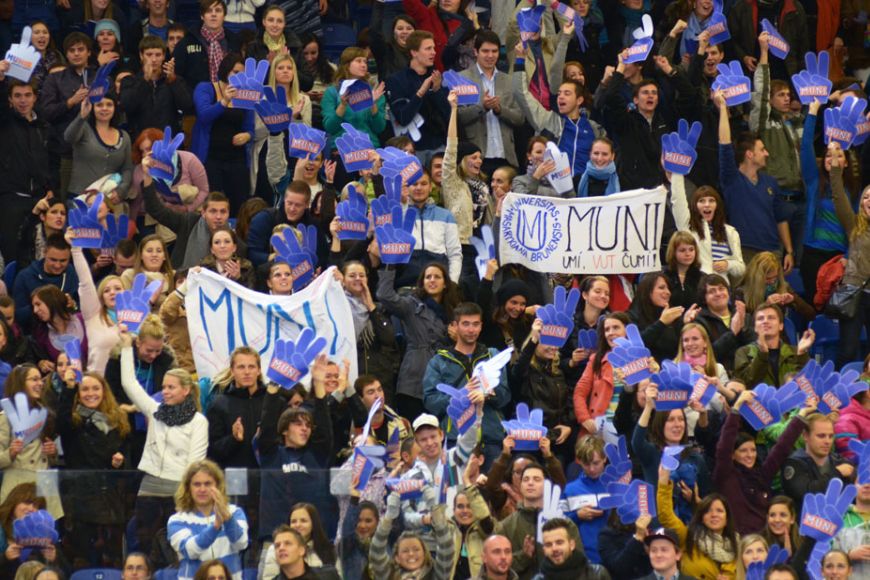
[422,343,511,446]
[511,338,572,430]
[835,398,870,459]
[120,346,208,482]
[572,353,613,436]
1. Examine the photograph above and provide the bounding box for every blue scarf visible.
[680,12,709,58]
[619,1,651,48]
[577,160,620,197]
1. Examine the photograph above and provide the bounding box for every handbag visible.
[825,280,869,319]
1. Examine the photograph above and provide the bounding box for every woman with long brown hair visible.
[30,286,88,376]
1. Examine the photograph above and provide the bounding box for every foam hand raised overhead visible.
[536,286,580,347]
[375,205,417,264]
[800,478,856,542]
[100,212,129,254]
[88,60,116,103]
[228,57,269,110]
[537,479,564,542]
[624,14,653,63]
[336,184,369,241]
[116,273,163,334]
[0,393,48,445]
[65,338,83,383]
[288,124,327,160]
[601,435,633,485]
[150,127,183,182]
[271,225,318,291]
[255,86,292,133]
[4,26,42,82]
[661,119,701,175]
[792,359,834,405]
[608,324,653,384]
[470,224,496,280]
[824,95,866,149]
[336,123,375,173]
[385,477,426,501]
[517,5,546,48]
[435,384,476,435]
[650,361,703,410]
[501,402,548,451]
[793,52,832,104]
[378,146,423,185]
[443,70,480,105]
[351,445,387,491]
[712,61,752,106]
[739,382,807,430]
[761,19,789,59]
[266,328,327,388]
[816,368,868,415]
[599,479,657,524]
[68,195,104,249]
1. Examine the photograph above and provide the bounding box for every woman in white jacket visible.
[671,173,745,286]
[119,321,208,559]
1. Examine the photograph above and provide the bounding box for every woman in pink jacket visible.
[835,375,870,460]
[573,312,629,437]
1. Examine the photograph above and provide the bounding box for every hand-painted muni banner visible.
[185,268,358,382]
[499,188,668,274]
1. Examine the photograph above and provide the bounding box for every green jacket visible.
[733,341,809,388]
[750,64,804,192]
[495,505,583,580]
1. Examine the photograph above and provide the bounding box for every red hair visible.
[132,128,165,165]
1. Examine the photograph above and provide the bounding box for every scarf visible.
[537,550,590,579]
[201,25,226,83]
[346,292,371,338]
[696,531,736,564]
[684,353,707,368]
[528,40,551,111]
[467,177,490,231]
[577,160,620,198]
[424,297,447,323]
[681,12,709,58]
[619,2,649,48]
[182,217,214,269]
[395,565,431,580]
[34,225,48,261]
[263,32,286,53]
[153,395,197,426]
[76,405,112,434]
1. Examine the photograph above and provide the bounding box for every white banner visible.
[498,188,668,274]
[185,268,358,382]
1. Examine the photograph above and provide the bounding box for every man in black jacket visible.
[172,0,239,87]
[120,35,192,137]
[0,76,54,261]
[534,518,609,580]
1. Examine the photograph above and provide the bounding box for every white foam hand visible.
[4,26,42,82]
[359,398,383,444]
[633,14,654,40]
[0,393,47,445]
[537,479,564,542]
[472,346,513,394]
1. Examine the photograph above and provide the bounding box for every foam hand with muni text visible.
[625,14,654,63]
[738,382,806,430]
[536,286,580,347]
[256,86,293,133]
[335,184,369,241]
[0,393,48,445]
[661,119,701,175]
[69,195,104,249]
[271,225,318,291]
[266,328,328,388]
[336,124,375,173]
[712,61,752,106]
[375,205,417,265]
[435,384,476,435]
[228,57,269,110]
[87,60,116,103]
[608,324,653,384]
[501,402,548,451]
[793,52,832,105]
[116,273,162,334]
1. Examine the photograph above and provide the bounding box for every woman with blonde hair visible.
[57,370,129,567]
[675,323,742,406]
[66,228,123,373]
[120,234,175,310]
[321,47,387,154]
[119,325,207,559]
[735,534,770,580]
[167,460,248,580]
[739,251,814,320]
[831,150,870,365]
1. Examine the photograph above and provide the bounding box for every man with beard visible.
[532,518,609,579]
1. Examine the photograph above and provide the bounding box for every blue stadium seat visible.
[70,570,122,580]
[783,316,797,345]
[242,569,258,580]
[785,267,805,298]
[3,260,16,290]
[153,569,179,580]
[322,23,358,61]
[841,361,865,375]
[809,314,839,363]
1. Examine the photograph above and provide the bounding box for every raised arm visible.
[120,337,159,416]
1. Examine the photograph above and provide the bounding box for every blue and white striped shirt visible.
[167,504,249,580]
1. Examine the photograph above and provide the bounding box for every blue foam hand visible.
[64,338,83,382]
[470,224,496,280]
[517,5,546,47]
[13,510,58,549]
[739,383,806,430]
[849,439,870,484]
[442,70,481,105]
[228,57,269,110]
[601,435,632,485]
[375,205,417,265]
[351,445,387,491]
[800,478,856,541]
[761,19,790,60]
[501,402,548,451]
[824,95,867,149]
[336,185,369,241]
[371,187,401,228]
[255,86,292,133]
[705,0,730,45]
[266,328,327,387]
[817,369,868,415]
[712,61,752,106]
[341,80,374,112]
[806,542,829,580]
[100,212,129,253]
[854,112,870,146]
[116,273,162,334]
[537,286,581,347]
[793,52,832,105]
[288,124,327,160]
[386,476,426,501]
[4,26,42,82]
[576,328,598,351]
[336,123,375,173]
[793,359,834,404]
[624,14,654,63]
[599,479,657,524]
[608,324,653,384]
[661,119,701,175]
[271,226,318,291]
[153,177,184,205]
[88,60,116,103]
[378,147,423,185]
[650,361,701,410]
[68,196,104,248]
[0,392,48,445]
[661,445,685,471]
[150,126,183,182]
[435,384,476,435]
[746,545,790,580]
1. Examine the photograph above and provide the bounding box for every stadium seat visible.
[809,314,839,364]
[785,267,804,298]
[841,361,864,376]
[322,23,358,61]
[242,569,258,580]
[3,260,16,290]
[70,570,122,580]
[783,316,797,345]
[153,569,179,580]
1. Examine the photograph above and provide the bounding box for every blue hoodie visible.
[12,258,79,329]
